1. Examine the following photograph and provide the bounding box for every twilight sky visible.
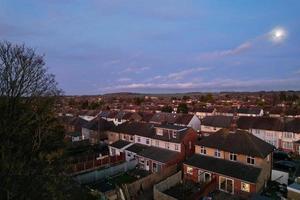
[1,0,300,94]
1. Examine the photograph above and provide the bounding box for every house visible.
[108,122,198,173]
[112,111,142,126]
[149,112,201,132]
[193,107,216,119]
[184,129,274,197]
[78,110,100,121]
[237,116,284,148]
[81,117,114,144]
[215,107,235,116]
[237,107,264,117]
[237,117,300,152]
[200,116,233,136]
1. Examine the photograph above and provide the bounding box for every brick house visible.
[108,122,198,173]
[183,129,274,196]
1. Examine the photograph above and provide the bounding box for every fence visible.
[122,165,178,200]
[153,171,182,200]
[69,154,125,174]
[73,159,138,184]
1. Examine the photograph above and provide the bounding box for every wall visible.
[73,159,138,184]
[188,115,201,131]
[107,131,120,144]
[122,165,177,200]
[153,171,182,200]
[271,169,289,185]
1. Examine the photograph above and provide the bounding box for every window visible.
[155,140,159,147]
[130,136,133,141]
[111,148,116,156]
[137,137,141,142]
[241,182,250,192]
[219,177,234,194]
[214,149,221,158]
[283,132,293,138]
[123,135,126,140]
[247,156,255,165]
[165,142,170,149]
[283,141,293,150]
[175,144,179,150]
[186,166,193,175]
[229,153,237,161]
[200,146,206,155]
[156,128,163,136]
[146,139,150,145]
[173,132,177,138]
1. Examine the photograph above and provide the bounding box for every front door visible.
[145,160,150,171]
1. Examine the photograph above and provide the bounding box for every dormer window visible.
[200,146,206,155]
[247,156,255,165]
[229,153,237,161]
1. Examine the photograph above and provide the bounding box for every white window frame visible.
[229,152,237,161]
[214,149,221,158]
[175,144,179,150]
[200,146,206,155]
[219,176,234,194]
[247,156,255,165]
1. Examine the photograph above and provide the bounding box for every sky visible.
[1,0,300,94]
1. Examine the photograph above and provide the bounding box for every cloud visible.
[117,78,131,82]
[149,67,210,82]
[102,77,300,92]
[121,66,150,74]
[200,41,252,59]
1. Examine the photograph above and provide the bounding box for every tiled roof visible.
[184,154,261,183]
[109,140,132,149]
[137,146,179,163]
[196,129,274,158]
[201,116,233,128]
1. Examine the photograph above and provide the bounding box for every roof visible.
[201,116,233,128]
[137,146,179,163]
[151,127,193,143]
[150,112,178,124]
[138,112,155,122]
[125,143,150,154]
[196,129,274,158]
[154,124,187,130]
[237,116,284,131]
[82,117,114,131]
[109,122,154,137]
[237,117,300,132]
[194,107,215,113]
[237,107,262,115]
[184,154,262,183]
[174,114,194,125]
[285,118,300,133]
[109,140,132,149]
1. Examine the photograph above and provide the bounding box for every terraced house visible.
[108,122,197,173]
[183,129,274,197]
[237,117,300,152]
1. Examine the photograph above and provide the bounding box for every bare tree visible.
[0,41,94,200]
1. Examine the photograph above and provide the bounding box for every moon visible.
[269,27,287,43]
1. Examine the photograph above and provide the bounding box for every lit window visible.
[187,166,193,175]
[214,149,221,158]
[229,153,237,161]
[247,156,255,165]
[200,146,206,155]
[157,129,163,136]
[241,182,250,192]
